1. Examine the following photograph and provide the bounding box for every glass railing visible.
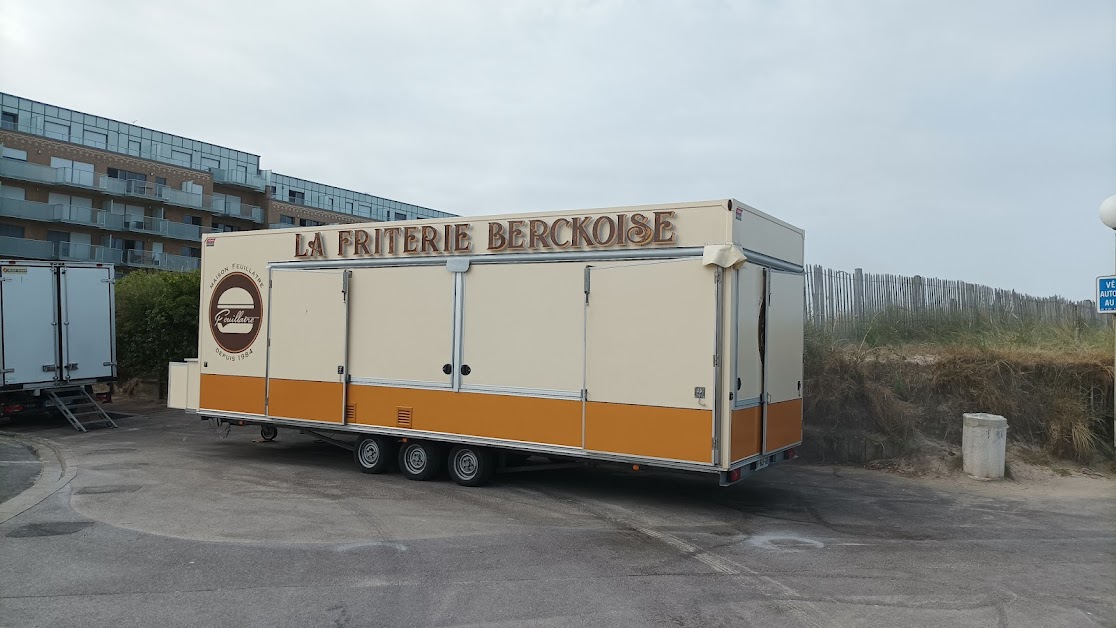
[0,197,108,229]
[211,168,266,192]
[209,196,263,222]
[124,249,200,272]
[0,235,56,259]
[3,120,199,170]
[268,223,297,229]
[57,242,123,264]
[0,197,52,221]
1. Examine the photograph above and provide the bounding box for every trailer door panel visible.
[583,258,717,463]
[266,269,349,423]
[762,269,804,452]
[459,262,584,398]
[60,265,115,382]
[1,265,60,387]
[346,265,454,389]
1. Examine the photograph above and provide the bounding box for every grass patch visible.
[803,323,1114,464]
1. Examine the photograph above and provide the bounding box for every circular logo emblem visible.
[210,272,263,354]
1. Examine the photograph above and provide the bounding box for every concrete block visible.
[962,413,1008,479]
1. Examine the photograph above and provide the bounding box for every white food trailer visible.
[0,260,118,431]
[169,200,804,486]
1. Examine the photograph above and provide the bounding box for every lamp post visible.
[1099,194,1116,449]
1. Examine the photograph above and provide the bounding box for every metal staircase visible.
[45,387,117,432]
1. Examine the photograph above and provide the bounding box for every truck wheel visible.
[398,441,442,481]
[354,436,395,474]
[260,425,278,441]
[448,446,494,487]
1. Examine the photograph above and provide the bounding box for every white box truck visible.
[0,260,118,431]
[169,200,804,486]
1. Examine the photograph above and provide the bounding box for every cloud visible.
[2,0,1113,298]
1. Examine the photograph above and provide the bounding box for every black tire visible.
[260,425,278,441]
[448,446,495,487]
[354,435,395,474]
[398,441,442,481]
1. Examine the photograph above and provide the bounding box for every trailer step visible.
[45,388,117,432]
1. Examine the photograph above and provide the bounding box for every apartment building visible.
[0,92,453,272]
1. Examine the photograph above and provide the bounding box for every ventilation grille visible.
[344,404,356,421]
[396,407,413,428]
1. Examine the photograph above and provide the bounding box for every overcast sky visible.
[2,1,1113,299]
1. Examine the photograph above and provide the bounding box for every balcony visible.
[97,176,204,209]
[211,168,266,192]
[209,196,263,222]
[125,249,200,272]
[0,159,95,189]
[57,242,123,265]
[268,223,297,229]
[0,197,112,230]
[0,235,56,259]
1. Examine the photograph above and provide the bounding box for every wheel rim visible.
[454,450,478,480]
[358,439,380,468]
[404,444,427,474]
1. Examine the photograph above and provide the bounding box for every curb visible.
[0,431,77,524]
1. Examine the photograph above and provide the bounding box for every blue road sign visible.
[1098,276,1116,314]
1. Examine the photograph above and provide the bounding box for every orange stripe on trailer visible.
[585,402,712,463]
[199,374,265,415]
[730,406,762,462]
[765,398,803,451]
[269,379,344,423]
[345,384,582,447]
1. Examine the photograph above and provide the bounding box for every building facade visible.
[0,92,453,272]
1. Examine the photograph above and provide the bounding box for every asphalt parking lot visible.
[1,405,1113,628]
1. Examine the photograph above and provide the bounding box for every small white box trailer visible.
[169,200,804,486]
[0,260,118,431]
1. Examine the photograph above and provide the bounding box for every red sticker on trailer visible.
[735,207,743,220]
[205,237,216,246]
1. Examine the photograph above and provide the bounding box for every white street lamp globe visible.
[1100,194,1116,230]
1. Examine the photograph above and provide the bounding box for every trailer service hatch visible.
[169,200,804,485]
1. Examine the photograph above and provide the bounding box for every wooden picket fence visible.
[805,265,1103,338]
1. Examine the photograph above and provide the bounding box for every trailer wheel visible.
[448,446,494,487]
[260,425,278,441]
[398,441,442,481]
[354,436,395,474]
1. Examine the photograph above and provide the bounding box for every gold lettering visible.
[571,217,593,247]
[549,218,571,248]
[507,220,526,250]
[373,228,382,255]
[615,214,627,245]
[420,226,439,253]
[403,226,419,253]
[384,227,401,254]
[308,232,325,257]
[652,211,677,244]
[338,230,353,256]
[444,224,452,253]
[591,216,615,245]
[454,224,472,252]
[488,222,508,251]
[628,213,653,244]
[528,219,551,249]
[294,233,309,257]
[354,229,371,255]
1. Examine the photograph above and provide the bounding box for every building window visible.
[107,168,146,182]
[288,190,305,204]
[183,215,202,226]
[84,130,108,149]
[1,147,27,161]
[47,230,70,245]
[299,218,322,227]
[1,111,17,130]
[279,215,295,225]
[156,177,167,188]
[181,247,201,257]
[200,156,220,170]
[44,121,70,141]
[394,211,407,221]
[0,224,25,239]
